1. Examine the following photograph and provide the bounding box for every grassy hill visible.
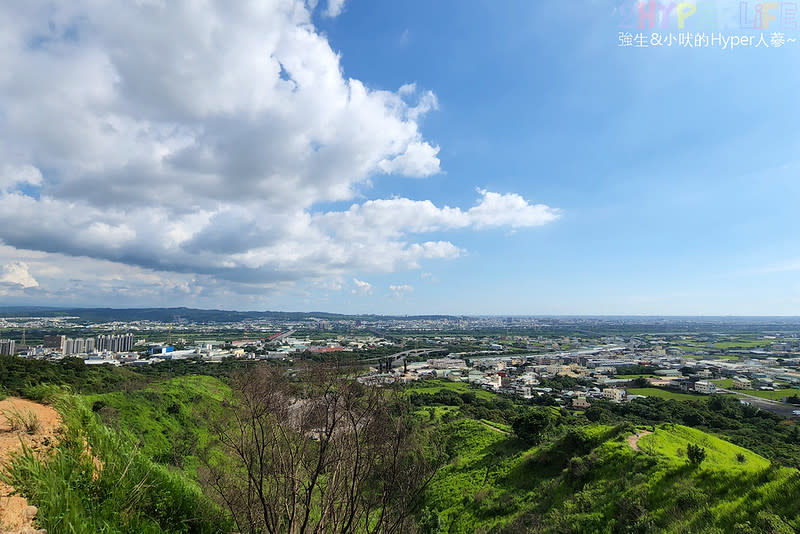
[3,376,233,533]
[409,382,800,534]
[4,371,799,533]
[83,375,230,476]
[419,418,799,533]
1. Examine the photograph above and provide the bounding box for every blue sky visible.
[310,0,800,314]
[0,0,798,314]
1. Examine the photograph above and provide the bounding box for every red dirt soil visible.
[0,397,60,534]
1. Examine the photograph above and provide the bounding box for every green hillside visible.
[3,371,799,533]
[407,381,800,533]
[83,375,231,475]
[420,419,799,533]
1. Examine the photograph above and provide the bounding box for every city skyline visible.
[1,0,799,315]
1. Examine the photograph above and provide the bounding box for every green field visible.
[741,388,800,401]
[627,387,708,402]
[671,344,707,352]
[713,340,773,350]
[682,353,740,360]
[407,379,496,401]
[616,374,656,379]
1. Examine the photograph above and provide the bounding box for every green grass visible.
[480,419,512,433]
[740,388,799,401]
[682,353,740,360]
[423,418,527,533]
[421,413,800,533]
[0,406,41,434]
[615,374,655,379]
[709,380,799,401]
[3,395,230,534]
[627,387,708,402]
[639,424,769,471]
[407,379,496,401]
[713,340,772,349]
[5,371,799,534]
[82,375,231,476]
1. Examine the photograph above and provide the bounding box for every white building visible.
[732,377,752,390]
[602,388,625,402]
[694,381,717,395]
[427,357,466,369]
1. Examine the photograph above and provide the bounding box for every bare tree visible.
[199,365,436,534]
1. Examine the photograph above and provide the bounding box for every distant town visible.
[2,311,799,418]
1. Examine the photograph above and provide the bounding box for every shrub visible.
[512,408,555,445]
[1,407,40,434]
[687,443,707,466]
[22,383,68,403]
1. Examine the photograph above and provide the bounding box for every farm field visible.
[626,387,708,402]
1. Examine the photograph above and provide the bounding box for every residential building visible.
[572,397,590,409]
[0,339,15,356]
[602,388,625,402]
[694,381,717,395]
[427,357,466,369]
[43,335,63,350]
[732,376,752,389]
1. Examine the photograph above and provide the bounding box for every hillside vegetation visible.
[411,383,800,533]
[2,368,799,533]
[3,394,229,533]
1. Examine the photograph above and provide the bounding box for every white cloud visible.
[317,190,560,239]
[352,278,373,295]
[0,262,39,288]
[0,1,560,304]
[0,165,43,192]
[468,189,561,229]
[324,0,347,17]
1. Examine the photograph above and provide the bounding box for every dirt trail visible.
[480,421,510,435]
[627,430,653,452]
[0,397,60,534]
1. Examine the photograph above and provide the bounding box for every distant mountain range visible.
[0,306,459,323]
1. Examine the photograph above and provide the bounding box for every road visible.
[353,348,447,366]
[718,388,800,418]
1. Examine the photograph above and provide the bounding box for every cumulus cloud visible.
[0,0,560,304]
[352,278,373,295]
[316,190,560,239]
[0,262,39,288]
[468,190,561,229]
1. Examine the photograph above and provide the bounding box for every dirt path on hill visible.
[480,420,510,435]
[627,430,652,452]
[0,397,60,534]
